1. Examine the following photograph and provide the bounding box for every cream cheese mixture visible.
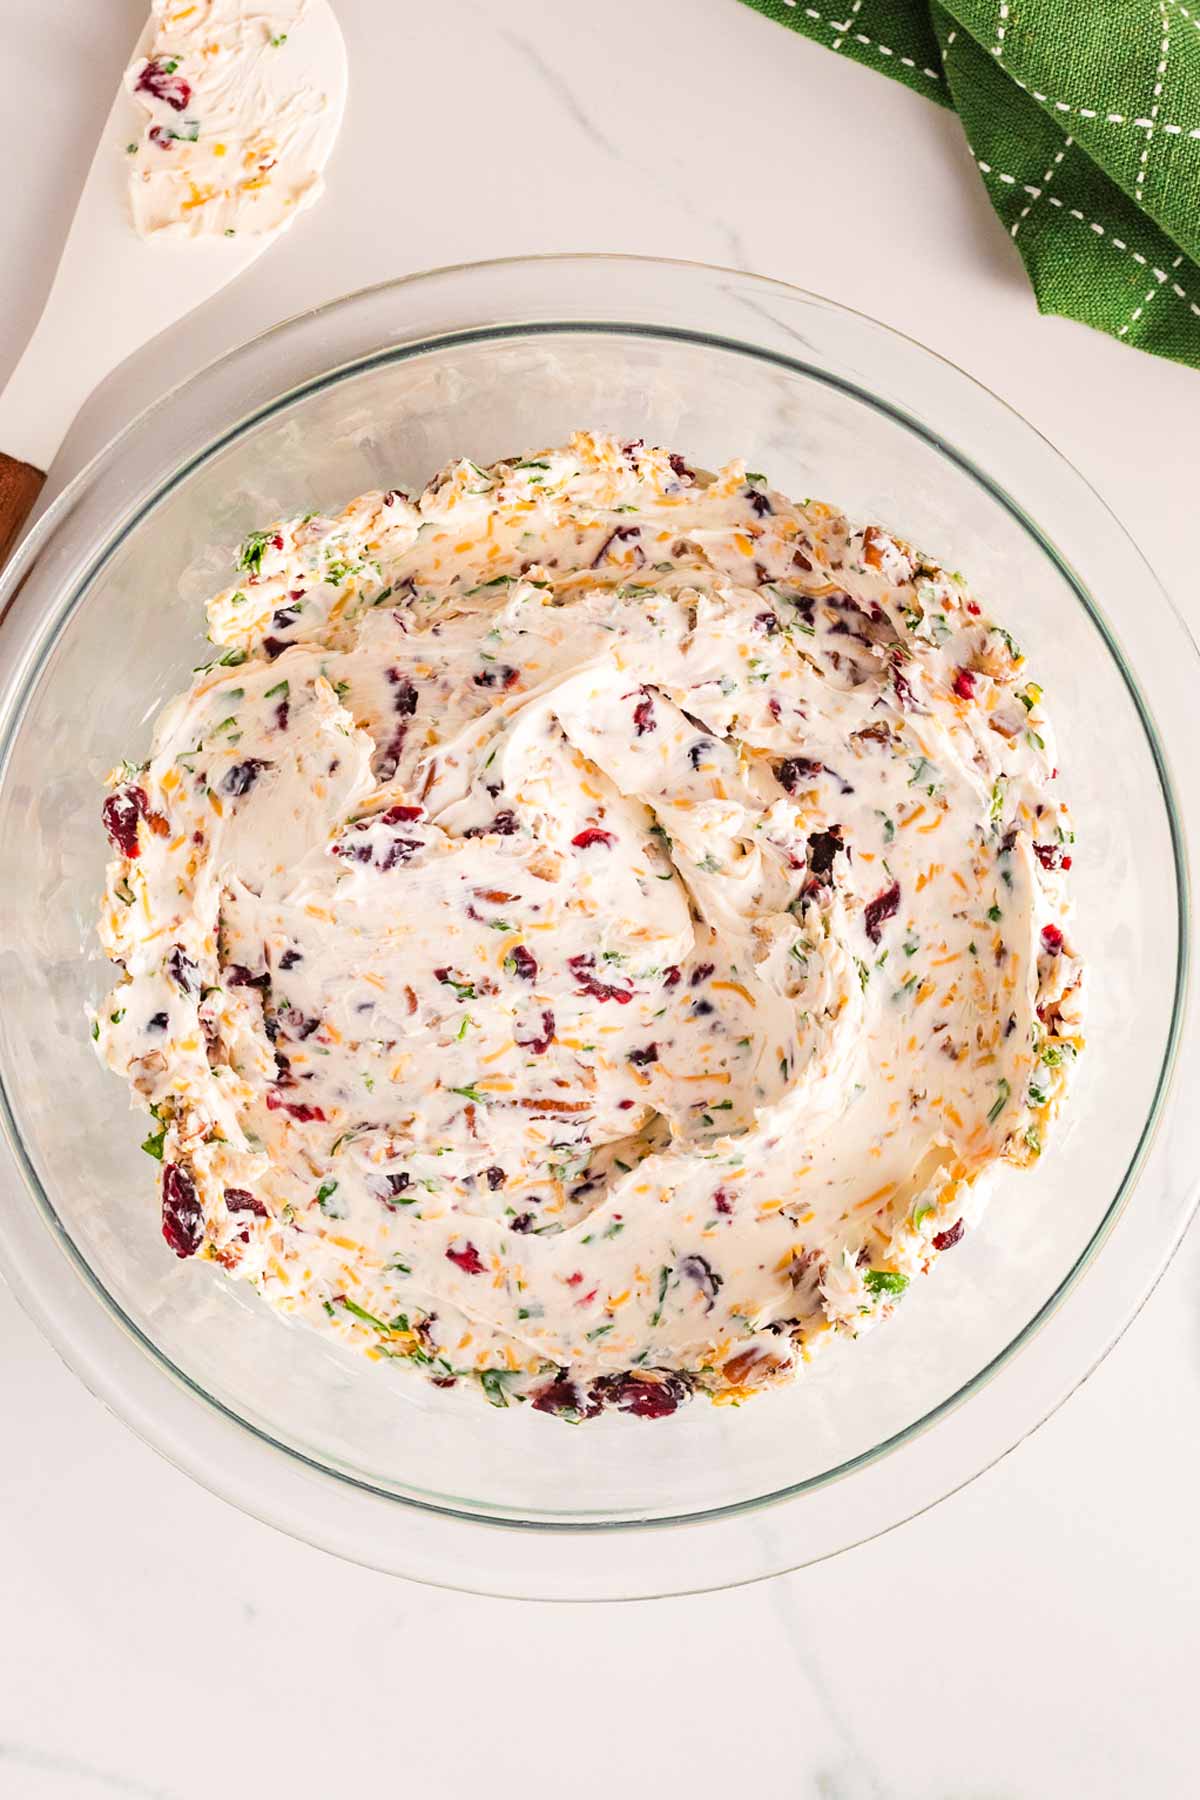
[124,1,328,239]
[94,434,1084,1420]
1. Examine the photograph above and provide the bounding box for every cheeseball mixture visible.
[124,1,329,240]
[94,434,1084,1421]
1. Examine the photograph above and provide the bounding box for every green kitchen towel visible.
[739,0,1200,369]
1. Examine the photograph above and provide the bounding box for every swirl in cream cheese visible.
[94,434,1083,1420]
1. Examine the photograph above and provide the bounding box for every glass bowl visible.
[1,256,1197,1600]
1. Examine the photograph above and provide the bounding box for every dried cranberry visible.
[147,1011,168,1032]
[1034,843,1071,871]
[891,662,918,710]
[663,965,682,988]
[463,809,520,838]
[379,837,422,870]
[484,1166,506,1191]
[510,1213,534,1233]
[933,1217,966,1252]
[277,1008,320,1040]
[590,524,642,569]
[102,785,149,858]
[677,1253,722,1310]
[747,487,772,517]
[135,58,192,111]
[532,1377,602,1420]
[571,828,616,849]
[381,804,423,824]
[474,665,519,689]
[953,668,976,700]
[668,453,695,484]
[806,827,844,883]
[864,881,901,944]
[382,1172,411,1200]
[162,1164,203,1257]
[166,945,198,995]
[689,962,715,987]
[446,1242,486,1275]
[515,1008,556,1055]
[568,954,633,1004]
[386,671,419,715]
[628,1043,658,1066]
[633,694,656,735]
[1041,923,1064,954]
[713,1187,732,1215]
[274,699,290,731]
[227,964,270,990]
[221,758,271,798]
[599,1372,688,1420]
[775,757,823,793]
[278,949,302,971]
[505,944,538,981]
[265,1092,327,1122]
[332,838,374,864]
[224,1187,267,1217]
[753,610,780,633]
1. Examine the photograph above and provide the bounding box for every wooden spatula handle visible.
[0,451,46,571]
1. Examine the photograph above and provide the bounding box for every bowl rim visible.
[0,255,1196,1587]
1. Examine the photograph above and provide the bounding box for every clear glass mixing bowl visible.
[1,257,1197,1599]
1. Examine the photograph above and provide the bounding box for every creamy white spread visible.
[94,435,1084,1421]
[125,1,328,239]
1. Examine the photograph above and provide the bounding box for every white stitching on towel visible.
[778,4,945,82]
[1012,138,1073,239]
[1118,251,1185,337]
[831,0,863,53]
[1136,3,1171,202]
[971,153,1200,319]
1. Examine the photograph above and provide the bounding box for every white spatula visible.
[0,1,347,568]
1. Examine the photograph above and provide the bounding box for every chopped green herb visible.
[141,1125,166,1161]
[237,530,273,576]
[335,1296,393,1332]
[648,1263,671,1327]
[479,1369,514,1407]
[987,1078,1011,1125]
[864,1268,909,1296]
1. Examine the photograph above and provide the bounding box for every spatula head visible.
[0,0,347,471]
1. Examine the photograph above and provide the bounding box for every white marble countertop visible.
[2,3,1198,1795]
